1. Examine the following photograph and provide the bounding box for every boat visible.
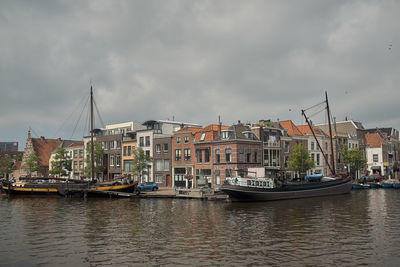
[352,183,371,190]
[368,182,381,189]
[222,176,352,201]
[221,92,352,201]
[1,87,138,197]
[1,177,137,196]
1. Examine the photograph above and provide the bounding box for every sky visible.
[1,0,399,150]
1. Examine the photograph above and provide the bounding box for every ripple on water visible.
[2,191,400,266]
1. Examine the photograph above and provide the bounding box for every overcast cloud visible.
[1,0,399,149]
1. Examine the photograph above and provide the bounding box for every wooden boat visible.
[221,176,352,201]
[368,182,381,189]
[221,92,352,201]
[352,183,370,190]
[2,87,138,197]
[1,178,138,196]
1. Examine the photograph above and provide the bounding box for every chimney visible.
[40,136,45,141]
[218,115,222,136]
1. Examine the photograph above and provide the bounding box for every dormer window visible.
[200,132,206,141]
[243,131,253,139]
[222,130,231,139]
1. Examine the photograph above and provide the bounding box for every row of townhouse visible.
[16,118,399,184]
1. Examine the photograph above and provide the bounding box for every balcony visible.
[264,141,280,148]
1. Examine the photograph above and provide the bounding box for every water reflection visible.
[2,191,400,266]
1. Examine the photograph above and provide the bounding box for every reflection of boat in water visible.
[221,176,352,201]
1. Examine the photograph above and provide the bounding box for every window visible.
[184,136,189,144]
[123,146,127,156]
[196,149,202,163]
[79,150,83,158]
[200,132,206,141]
[73,161,77,170]
[116,154,121,168]
[145,150,150,157]
[73,150,78,158]
[156,144,161,154]
[184,148,191,161]
[127,146,131,156]
[145,136,150,147]
[109,141,114,149]
[79,161,83,170]
[139,137,144,147]
[103,142,107,150]
[116,141,121,149]
[163,144,168,153]
[204,149,210,163]
[215,149,220,163]
[246,149,251,163]
[316,154,320,166]
[373,154,379,162]
[175,149,182,161]
[176,136,181,144]
[222,131,231,139]
[215,170,221,185]
[110,154,115,167]
[311,141,315,150]
[124,160,133,172]
[155,159,170,171]
[239,148,244,163]
[254,151,258,163]
[155,175,163,183]
[225,148,232,162]
[284,142,290,153]
[225,169,232,178]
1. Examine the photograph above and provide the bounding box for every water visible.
[1,190,400,266]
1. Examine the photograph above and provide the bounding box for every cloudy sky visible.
[1,0,399,149]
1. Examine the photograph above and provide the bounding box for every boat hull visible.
[221,178,352,201]
[1,180,138,196]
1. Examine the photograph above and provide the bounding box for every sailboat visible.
[1,87,138,196]
[220,92,352,201]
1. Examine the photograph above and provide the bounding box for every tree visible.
[0,155,15,180]
[131,147,152,184]
[340,144,367,179]
[84,141,105,179]
[22,152,41,177]
[49,147,72,177]
[287,143,315,177]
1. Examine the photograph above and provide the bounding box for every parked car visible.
[138,182,159,191]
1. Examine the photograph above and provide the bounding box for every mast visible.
[325,91,336,176]
[302,110,334,176]
[90,86,95,180]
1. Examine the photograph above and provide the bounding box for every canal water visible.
[1,190,400,266]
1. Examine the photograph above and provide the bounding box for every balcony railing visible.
[264,141,280,148]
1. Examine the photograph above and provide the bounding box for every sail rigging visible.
[301,91,336,176]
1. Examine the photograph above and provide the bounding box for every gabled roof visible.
[365,133,384,148]
[296,125,325,136]
[67,141,84,148]
[279,120,304,136]
[31,138,62,166]
[195,124,229,142]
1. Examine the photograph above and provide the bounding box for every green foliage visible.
[340,144,367,175]
[22,152,41,176]
[49,147,72,177]
[131,147,152,184]
[287,143,315,174]
[84,141,106,179]
[0,155,15,179]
